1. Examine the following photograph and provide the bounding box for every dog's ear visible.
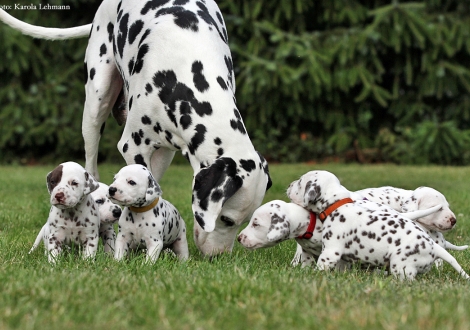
[303,180,320,207]
[83,171,100,195]
[192,157,243,232]
[266,213,290,242]
[256,151,272,191]
[146,172,162,203]
[402,189,420,212]
[46,164,63,194]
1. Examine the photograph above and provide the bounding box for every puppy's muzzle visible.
[55,192,65,203]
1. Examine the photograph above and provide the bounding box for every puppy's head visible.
[287,170,344,211]
[91,182,122,223]
[402,187,456,232]
[46,161,99,209]
[107,165,162,208]
[237,200,291,249]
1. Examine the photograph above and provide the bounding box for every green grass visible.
[1,163,470,329]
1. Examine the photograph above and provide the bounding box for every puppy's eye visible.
[252,222,259,228]
[129,180,136,186]
[71,181,78,186]
[220,216,234,227]
[95,199,104,204]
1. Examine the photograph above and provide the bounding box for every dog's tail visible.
[0,9,91,40]
[445,241,469,251]
[400,204,441,220]
[29,224,46,254]
[433,243,470,280]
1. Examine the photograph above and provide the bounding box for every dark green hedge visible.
[1,0,470,165]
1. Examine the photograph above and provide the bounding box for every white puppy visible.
[90,183,122,254]
[285,170,469,281]
[108,165,189,263]
[29,162,100,263]
[238,200,441,269]
[353,186,467,252]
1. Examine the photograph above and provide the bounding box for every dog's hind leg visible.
[82,18,122,181]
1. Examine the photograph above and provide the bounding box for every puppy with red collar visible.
[108,165,188,263]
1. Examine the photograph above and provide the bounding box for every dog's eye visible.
[71,181,78,186]
[220,216,234,227]
[252,222,259,228]
[95,199,104,204]
[128,180,136,186]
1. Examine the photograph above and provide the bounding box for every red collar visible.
[297,212,317,239]
[318,198,354,221]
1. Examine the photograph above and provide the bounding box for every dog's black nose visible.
[55,192,65,202]
[450,217,457,226]
[108,187,117,196]
[112,208,122,218]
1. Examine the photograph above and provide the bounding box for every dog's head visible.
[191,153,272,256]
[237,200,292,249]
[107,165,162,208]
[287,170,346,212]
[91,182,122,224]
[401,187,456,232]
[46,161,99,209]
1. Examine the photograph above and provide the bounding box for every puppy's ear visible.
[402,190,420,212]
[192,157,243,232]
[266,214,290,242]
[46,171,53,194]
[46,164,63,194]
[146,172,162,202]
[303,180,320,207]
[83,171,99,195]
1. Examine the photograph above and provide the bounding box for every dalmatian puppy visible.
[108,164,189,263]
[353,186,467,252]
[30,181,121,256]
[90,182,122,254]
[238,200,441,269]
[29,162,100,263]
[0,0,272,256]
[286,170,470,281]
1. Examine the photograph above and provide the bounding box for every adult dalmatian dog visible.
[29,162,100,263]
[0,0,272,256]
[286,170,469,280]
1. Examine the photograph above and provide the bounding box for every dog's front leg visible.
[315,249,343,271]
[146,239,164,263]
[114,233,130,261]
[47,237,63,264]
[83,234,99,260]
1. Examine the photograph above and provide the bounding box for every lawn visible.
[1,162,470,329]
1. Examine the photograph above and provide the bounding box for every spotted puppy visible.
[90,182,122,254]
[286,170,469,281]
[238,200,441,269]
[29,162,100,263]
[0,0,272,257]
[108,164,188,263]
[352,186,467,252]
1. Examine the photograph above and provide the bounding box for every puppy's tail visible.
[401,204,441,220]
[29,224,46,254]
[433,243,470,280]
[445,241,469,251]
[0,9,91,40]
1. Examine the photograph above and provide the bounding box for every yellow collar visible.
[129,198,159,213]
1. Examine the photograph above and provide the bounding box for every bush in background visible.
[1,0,470,165]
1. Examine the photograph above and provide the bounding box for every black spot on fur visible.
[99,43,107,57]
[141,0,171,15]
[156,7,199,32]
[188,124,207,155]
[191,61,209,93]
[216,76,227,90]
[128,20,144,44]
[90,68,96,80]
[116,13,129,58]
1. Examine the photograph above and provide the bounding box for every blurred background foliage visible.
[1,0,470,165]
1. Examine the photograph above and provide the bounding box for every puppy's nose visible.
[108,187,117,196]
[450,217,457,226]
[237,235,244,243]
[55,192,65,202]
[112,208,122,218]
